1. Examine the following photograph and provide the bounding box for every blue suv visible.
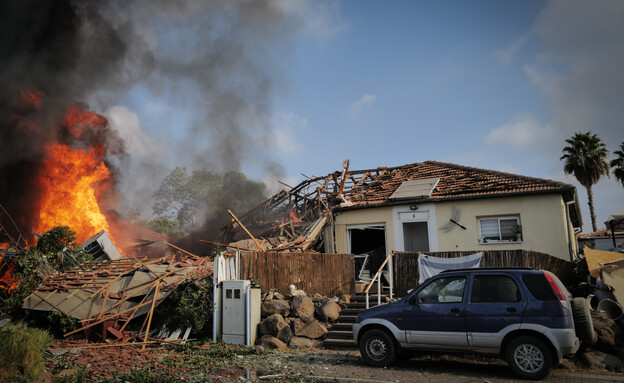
[353,268,594,380]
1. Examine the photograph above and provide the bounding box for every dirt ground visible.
[47,342,624,383]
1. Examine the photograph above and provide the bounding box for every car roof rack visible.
[439,267,535,273]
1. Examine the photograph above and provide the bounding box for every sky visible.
[91,0,623,233]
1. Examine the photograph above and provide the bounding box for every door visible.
[348,225,386,281]
[466,274,526,348]
[402,275,468,349]
[403,222,430,252]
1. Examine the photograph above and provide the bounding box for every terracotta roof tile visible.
[344,161,573,206]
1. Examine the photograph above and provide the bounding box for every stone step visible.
[325,330,354,340]
[322,338,357,349]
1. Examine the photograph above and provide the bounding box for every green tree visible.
[147,216,184,237]
[561,132,610,232]
[152,168,265,238]
[610,142,624,188]
[36,225,77,254]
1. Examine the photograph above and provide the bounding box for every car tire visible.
[359,329,398,367]
[505,336,553,380]
[571,297,597,344]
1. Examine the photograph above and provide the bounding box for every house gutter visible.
[334,188,576,213]
[565,201,577,261]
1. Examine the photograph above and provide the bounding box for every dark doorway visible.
[349,226,387,282]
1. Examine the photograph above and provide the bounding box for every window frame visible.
[477,215,521,244]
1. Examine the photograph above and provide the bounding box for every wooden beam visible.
[165,241,199,259]
[228,209,264,251]
[142,281,161,350]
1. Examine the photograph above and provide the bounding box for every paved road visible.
[275,350,624,383]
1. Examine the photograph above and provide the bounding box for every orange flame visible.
[34,107,115,243]
[289,210,299,221]
[0,255,19,293]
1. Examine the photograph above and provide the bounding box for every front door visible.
[403,222,430,252]
[402,275,468,349]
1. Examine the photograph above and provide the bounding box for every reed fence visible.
[240,252,355,296]
[392,250,578,297]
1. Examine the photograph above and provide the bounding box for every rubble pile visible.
[572,249,624,372]
[22,253,212,343]
[255,287,348,350]
[576,311,624,372]
[220,160,421,252]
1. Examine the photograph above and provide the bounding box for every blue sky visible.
[99,0,623,232]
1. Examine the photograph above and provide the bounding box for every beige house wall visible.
[334,207,395,254]
[332,193,577,261]
[435,194,575,260]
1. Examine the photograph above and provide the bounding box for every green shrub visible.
[153,279,213,340]
[0,323,51,382]
[6,225,92,312]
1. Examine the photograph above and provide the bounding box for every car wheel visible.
[359,329,398,367]
[505,336,553,380]
[571,297,597,344]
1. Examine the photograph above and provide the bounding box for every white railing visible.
[364,252,394,309]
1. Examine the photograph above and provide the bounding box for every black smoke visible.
[0,0,298,241]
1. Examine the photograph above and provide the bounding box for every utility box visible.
[221,280,261,345]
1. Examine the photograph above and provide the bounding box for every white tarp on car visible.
[418,252,483,283]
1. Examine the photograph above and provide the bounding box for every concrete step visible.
[350,294,388,303]
[335,315,358,323]
[325,330,354,340]
[330,323,353,331]
[340,308,363,316]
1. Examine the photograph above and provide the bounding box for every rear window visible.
[522,274,557,301]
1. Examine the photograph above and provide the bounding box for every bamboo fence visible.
[240,252,355,296]
[392,250,578,297]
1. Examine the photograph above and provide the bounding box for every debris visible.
[21,253,212,340]
[81,230,122,261]
[585,248,624,278]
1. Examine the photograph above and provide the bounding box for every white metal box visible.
[221,280,261,345]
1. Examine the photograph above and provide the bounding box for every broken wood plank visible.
[143,281,161,350]
[228,209,264,251]
[165,241,199,259]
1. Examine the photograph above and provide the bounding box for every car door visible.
[466,273,526,349]
[402,275,468,349]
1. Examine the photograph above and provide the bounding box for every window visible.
[471,275,520,303]
[415,276,466,304]
[522,274,557,301]
[478,216,520,243]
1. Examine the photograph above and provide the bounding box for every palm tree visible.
[611,142,624,188]
[561,132,610,232]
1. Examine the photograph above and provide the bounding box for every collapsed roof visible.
[220,160,582,252]
[23,255,211,336]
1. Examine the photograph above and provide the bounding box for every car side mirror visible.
[408,296,417,305]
